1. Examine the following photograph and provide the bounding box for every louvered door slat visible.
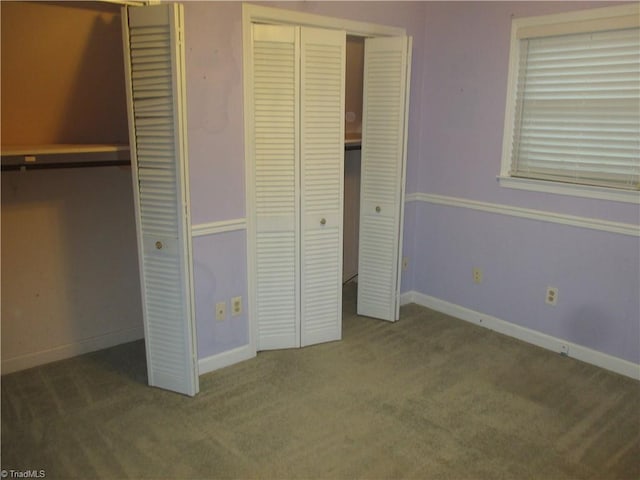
[253,24,300,350]
[300,27,345,346]
[358,36,410,322]
[123,4,198,396]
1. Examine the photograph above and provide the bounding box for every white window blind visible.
[510,26,640,190]
[498,3,640,198]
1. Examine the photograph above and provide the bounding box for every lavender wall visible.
[183,1,638,366]
[193,232,248,359]
[185,2,245,225]
[184,2,246,361]
[411,2,639,364]
[418,1,637,223]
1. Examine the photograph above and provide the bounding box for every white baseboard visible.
[1,326,145,375]
[198,344,256,375]
[401,291,640,381]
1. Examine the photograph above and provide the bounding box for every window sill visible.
[497,176,640,204]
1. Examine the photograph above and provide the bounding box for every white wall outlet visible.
[545,287,558,306]
[560,344,569,356]
[402,257,409,271]
[231,296,242,316]
[216,301,226,321]
[473,268,483,284]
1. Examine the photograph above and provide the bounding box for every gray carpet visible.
[2,284,639,479]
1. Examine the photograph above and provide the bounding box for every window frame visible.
[499,4,640,204]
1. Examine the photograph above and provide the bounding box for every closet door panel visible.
[358,36,411,322]
[300,27,345,347]
[252,24,300,350]
[123,3,198,396]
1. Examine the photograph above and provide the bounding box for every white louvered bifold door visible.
[358,36,411,322]
[123,4,198,396]
[252,25,301,350]
[300,27,345,347]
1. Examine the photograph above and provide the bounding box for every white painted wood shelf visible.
[345,137,361,150]
[1,144,130,170]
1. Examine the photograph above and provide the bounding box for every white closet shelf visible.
[1,143,130,156]
[1,144,130,170]
[345,138,361,151]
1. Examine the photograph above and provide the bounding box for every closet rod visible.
[2,160,131,172]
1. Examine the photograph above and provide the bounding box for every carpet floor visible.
[2,285,639,479]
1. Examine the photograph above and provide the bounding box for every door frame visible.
[242,4,408,354]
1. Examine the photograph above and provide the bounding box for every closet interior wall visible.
[343,35,364,284]
[1,1,143,374]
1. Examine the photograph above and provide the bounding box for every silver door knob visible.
[320,218,327,225]
[375,206,381,213]
[155,241,163,250]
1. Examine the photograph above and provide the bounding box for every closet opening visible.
[342,35,364,310]
[1,1,146,377]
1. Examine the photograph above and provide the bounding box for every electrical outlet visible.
[472,268,483,284]
[216,301,226,321]
[545,287,558,306]
[231,296,242,316]
[560,344,569,356]
[402,257,409,271]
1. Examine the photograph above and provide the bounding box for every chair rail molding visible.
[192,218,247,237]
[405,192,639,237]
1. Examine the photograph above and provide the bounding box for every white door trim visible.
[243,4,405,37]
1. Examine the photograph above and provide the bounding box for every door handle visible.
[375,206,381,213]
[155,241,163,250]
[320,218,327,225]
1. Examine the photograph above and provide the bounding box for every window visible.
[500,4,640,203]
